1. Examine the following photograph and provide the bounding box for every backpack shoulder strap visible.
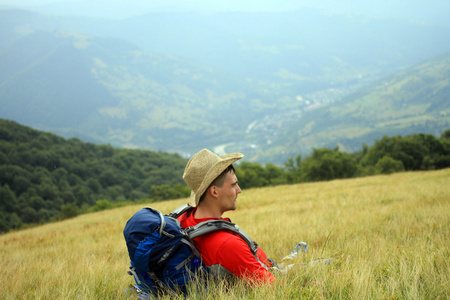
[169,204,194,219]
[185,220,258,254]
[184,219,268,270]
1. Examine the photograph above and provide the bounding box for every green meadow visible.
[1,169,449,299]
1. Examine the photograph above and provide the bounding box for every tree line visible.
[0,119,189,232]
[236,130,450,189]
[1,119,449,233]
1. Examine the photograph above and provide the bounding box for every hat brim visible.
[188,153,243,207]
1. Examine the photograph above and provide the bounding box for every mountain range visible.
[0,8,449,163]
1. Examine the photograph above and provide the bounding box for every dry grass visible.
[1,169,449,299]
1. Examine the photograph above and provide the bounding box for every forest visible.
[1,118,449,233]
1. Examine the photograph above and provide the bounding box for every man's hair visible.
[198,164,235,204]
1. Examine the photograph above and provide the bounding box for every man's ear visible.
[208,185,219,198]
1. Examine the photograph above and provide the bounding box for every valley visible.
[0,8,449,164]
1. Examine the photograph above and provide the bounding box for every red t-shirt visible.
[177,209,276,286]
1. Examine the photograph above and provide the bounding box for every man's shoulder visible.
[202,229,249,250]
[177,210,247,247]
[179,215,246,245]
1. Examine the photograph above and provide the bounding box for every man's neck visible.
[194,204,223,219]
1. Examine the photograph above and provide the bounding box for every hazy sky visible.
[3,0,322,13]
[6,0,329,11]
[1,0,450,24]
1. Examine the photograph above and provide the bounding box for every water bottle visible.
[282,242,308,260]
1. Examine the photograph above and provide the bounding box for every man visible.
[178,149,276,285]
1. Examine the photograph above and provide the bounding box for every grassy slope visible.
[1,169,449,299]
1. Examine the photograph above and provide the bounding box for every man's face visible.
[215,171,242,213]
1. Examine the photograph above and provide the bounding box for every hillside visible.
[0,28,285,152]
[1,169,449,298]
[246,52,450,163]
[0,119,189,232]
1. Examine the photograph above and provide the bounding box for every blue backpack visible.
[123,205,265,297]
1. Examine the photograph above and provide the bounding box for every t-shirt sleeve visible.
[215,234,276,286]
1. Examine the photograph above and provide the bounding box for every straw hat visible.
[183,149,243,207]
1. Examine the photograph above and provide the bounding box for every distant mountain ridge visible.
[3,8,450,81]
[0,8,449,163]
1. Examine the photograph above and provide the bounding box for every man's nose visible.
[237,184,242,194]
